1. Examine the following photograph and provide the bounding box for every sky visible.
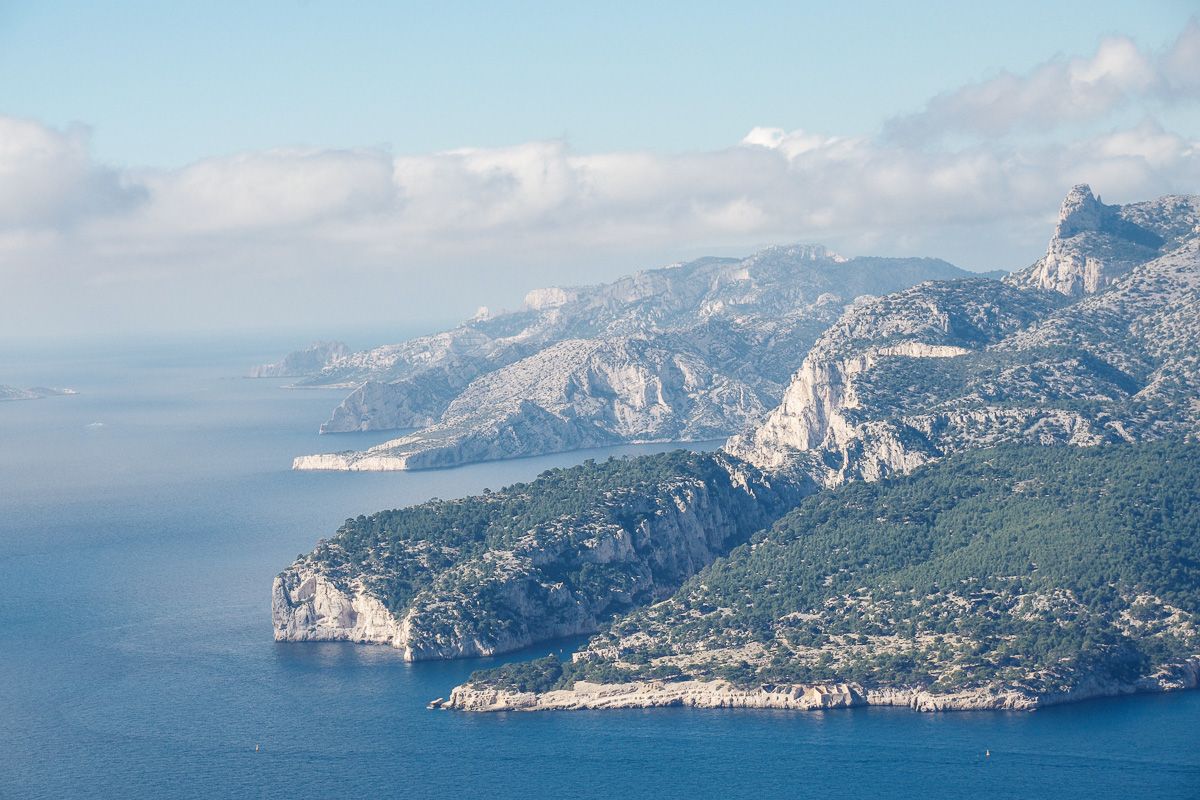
[1,1,1199,341]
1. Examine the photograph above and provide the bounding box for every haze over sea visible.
[2,338,1197,800]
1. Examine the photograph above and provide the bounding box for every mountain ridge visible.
[292,247,977,470]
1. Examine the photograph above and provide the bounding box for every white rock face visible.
[272,568,402,645]
[445,659,1200,712]
[524,287,577,310]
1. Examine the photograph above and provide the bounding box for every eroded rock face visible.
[727,279,1075,484]
[272,569,401,645]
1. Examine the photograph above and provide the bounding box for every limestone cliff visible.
[1005,184,1198,297]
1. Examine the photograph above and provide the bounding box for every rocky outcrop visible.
[731,189,1200,486]
[249,341,349,378]
[445,660,1200,712]
[1006,185,1198,297]
[272,568,402,645]
[0,385,77,401]
[727,279,1078,484]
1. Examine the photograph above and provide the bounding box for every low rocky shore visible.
[444,658,1200,713]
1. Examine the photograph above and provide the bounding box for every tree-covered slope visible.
[273,450,806,660]
[458,442,1200,707]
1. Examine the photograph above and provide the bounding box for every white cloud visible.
[888,21,1200,141]
[2,115,1197,279]
[0,116,144,230]
[0,20,1198,336]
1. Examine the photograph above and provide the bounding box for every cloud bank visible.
[2,22,1198,336]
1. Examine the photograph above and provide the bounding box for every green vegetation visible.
[470,442,1200,696]
[301,449,797,629]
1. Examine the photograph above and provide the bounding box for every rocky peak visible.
[1005,185,1169,298]
[1054,184,1107,239]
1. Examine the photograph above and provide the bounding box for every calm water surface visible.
[1,339,1198,799]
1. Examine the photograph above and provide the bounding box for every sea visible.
[1,336,1197,800]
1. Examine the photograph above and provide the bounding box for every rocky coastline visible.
[444,658,1200,713]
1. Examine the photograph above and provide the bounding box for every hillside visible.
[248,341,349,379]
[274,450,806,659]
[449,442,1200,711]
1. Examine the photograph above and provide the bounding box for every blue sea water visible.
[1,338,1198,800]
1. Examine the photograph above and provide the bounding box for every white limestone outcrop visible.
[272,568,402,645]
[1006,184,1199,297]
[446,657,1200,712]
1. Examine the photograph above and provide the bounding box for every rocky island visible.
[0,385,77,401]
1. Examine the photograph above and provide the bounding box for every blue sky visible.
[2,0,1196,165]
[1,2,1199,338]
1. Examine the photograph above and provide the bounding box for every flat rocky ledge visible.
[444,660,1200,713]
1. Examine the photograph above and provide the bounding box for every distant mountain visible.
[248,341,349,379]
[0,385,76,401]
[294,246,974,470]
